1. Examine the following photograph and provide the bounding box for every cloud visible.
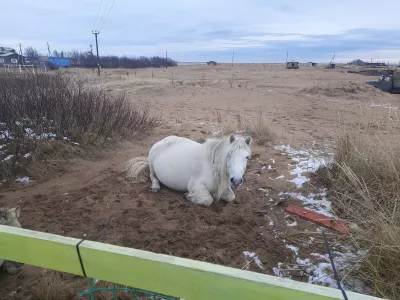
[2,0,400,62]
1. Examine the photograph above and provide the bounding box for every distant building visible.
[0,46,23,65]
[348,59,386,67]
[286,61,299,69]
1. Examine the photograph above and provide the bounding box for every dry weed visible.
[217,111,279,145]
[301,82,373,98]
[323,131,400,299]
[32,271,75,300]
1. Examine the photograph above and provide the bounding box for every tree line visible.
[23,46,177,69]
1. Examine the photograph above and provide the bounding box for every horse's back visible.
[149,136,206,192]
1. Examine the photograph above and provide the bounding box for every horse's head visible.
[227,134,252,188]
[0,207,21,228]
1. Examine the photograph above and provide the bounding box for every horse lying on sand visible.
[0,206,24,275]
[123,134,252,206]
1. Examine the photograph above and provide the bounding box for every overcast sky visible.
[3,0,400,63]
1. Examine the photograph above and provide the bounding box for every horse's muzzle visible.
[230,177,243,187]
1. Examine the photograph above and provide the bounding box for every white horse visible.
[123,134,252,206]
[0,206,23,275]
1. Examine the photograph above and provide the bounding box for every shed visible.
[286,61,299,69]
[207,61,217,66]
[48,57,70,67]
[311,63,317,67]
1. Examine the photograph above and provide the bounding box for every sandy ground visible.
[1,63,400,299]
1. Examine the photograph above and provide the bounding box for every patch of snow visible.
[243,251,265,270]
[269,175,284,180]
[273,262,283,276]
[15,177,30,184]
[3,154,13,161]
[270,158,275,164]
[267,216,274,226]
[371,103,398,110]
[274,145,331,188]
[296,257,311,265]
[303,251,368,292]
[23,153,32,158]
[275,243,369,294]
[286,220,298,227]
[0,131,12,140]
[285,244,299,256]
[290,175,309,188]
[279,189,332,217]
[25,128,57,140]
[72,142,80,146]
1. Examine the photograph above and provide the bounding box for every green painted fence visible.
[0,225,385,300]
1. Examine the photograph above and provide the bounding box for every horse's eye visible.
[246,156,249,160]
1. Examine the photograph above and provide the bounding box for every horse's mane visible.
[204,135,251,200]
[0,207,11,224]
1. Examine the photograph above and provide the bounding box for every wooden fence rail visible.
[0,225,384,300]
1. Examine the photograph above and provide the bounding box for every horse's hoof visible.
[151,187,160,193]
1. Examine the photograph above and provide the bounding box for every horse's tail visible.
[123,157,150,183]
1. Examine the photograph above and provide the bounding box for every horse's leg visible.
[149,163,161,193]
[221,187,235,202]
[185,181,213,206]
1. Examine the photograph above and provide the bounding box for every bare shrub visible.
[324,132,400,299]
[0,71,160,182]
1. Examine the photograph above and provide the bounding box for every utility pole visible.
[92,30,101,76]
[18,43,23,65]
[231,49,234,67]
[165,50,168,69]
[47,42,51,57]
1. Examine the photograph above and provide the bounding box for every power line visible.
[93,0,103,30]
[98,0,111,25]
[102,0,116,25]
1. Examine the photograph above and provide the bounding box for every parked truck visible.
[366,68,400,94]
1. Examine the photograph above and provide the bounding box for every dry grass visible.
[215,110,279,145]
[32,271,76,300]
[301,82,373,98]
[324,131,400,299]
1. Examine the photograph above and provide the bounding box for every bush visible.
[0,71,160,182]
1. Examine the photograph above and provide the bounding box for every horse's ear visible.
[229,134,236,143]
[245,136,252,146]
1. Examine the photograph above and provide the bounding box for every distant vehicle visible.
[366,69,400,94]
